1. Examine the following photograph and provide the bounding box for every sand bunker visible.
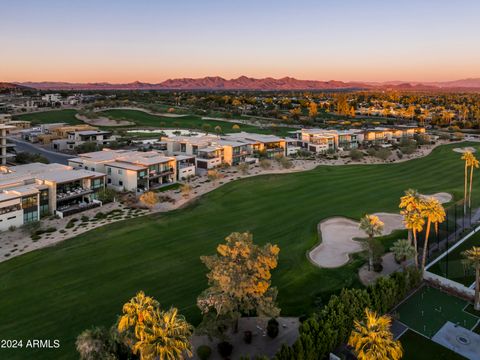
[308,192,452,268]
[421,192,452,204]
[76,114,135,127]
[453,147,476,154]
[308,213,404,268]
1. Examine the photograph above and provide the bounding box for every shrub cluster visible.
[274,267,422,360]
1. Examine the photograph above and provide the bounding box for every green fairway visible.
[428,231,480,286]
[394,286,478,338]
[400,330,466,360]
[13,109,82,125]
[0,143,476,359]
[98,109,297,136]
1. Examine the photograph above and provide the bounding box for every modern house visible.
[69,149,177,192]
[223,132,287,158]
[52,130,116,150]
[0,163,106,230]
[295,129,339,153]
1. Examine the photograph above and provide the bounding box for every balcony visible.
[56,187,93,201]
[148,168,174,179]
[55,200,101,218]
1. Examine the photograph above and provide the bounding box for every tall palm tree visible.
[462,151,474,213]
[401,211,424,268]
[118,292,193,360]
[359,215,384,271]
[420,198,446,273]
[399,189,425,268]
[132,308,193,360]
[348,308,403,360]
[463,246,480,311]
[469,153,479,208]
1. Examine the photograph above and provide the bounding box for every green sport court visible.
[394,286,479,338]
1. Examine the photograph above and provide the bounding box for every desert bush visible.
[197,345,212,360]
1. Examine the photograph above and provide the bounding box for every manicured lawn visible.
[400,330,466,360]
[0,143,476,359]
[99,109,297,136]
[394,286,478,338]
[427,231,480,286]
[13,109,82,125]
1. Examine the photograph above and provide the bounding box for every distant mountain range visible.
[4,76,480,91]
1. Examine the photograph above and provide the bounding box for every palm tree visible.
[420,198,446,273]
[463,246,480,310]
[348,308,403,360]
[469,153,479,208]
[462,151,473,213]
[399,189,422,244]
[118,291,160,340]
[359,215,384,271]
[390,239,416,264]
[133,308,193,360]
[118,292,193,360]
[401,211,424,268]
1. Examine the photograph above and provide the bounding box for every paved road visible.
[9,137,72,165]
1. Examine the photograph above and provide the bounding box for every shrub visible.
[44,227,56,233]
[217,341,233,359]
[277,156,293,169]
[259,159,272,170]
[197,345,212,360]
[267,318,279,338]
[8,225,16,232]
[238,163,249,174]
[349,149,364,161]
[375,148,392,160]
[81,215,89,222]
[97,188,118,204]
[31,234,41,241]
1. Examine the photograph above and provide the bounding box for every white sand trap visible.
[421,192,453,204]
[308,212,404,268]
[309,192,452,268]
[453,147,476,153]
[76,114,135,127]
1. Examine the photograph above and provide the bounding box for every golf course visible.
[14,109,296,136]
[0,142,476,359]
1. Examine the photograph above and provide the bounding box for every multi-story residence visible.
[69,149,178,192]
[337,130,364,149]
[52,130,116,151]
[162,132,287,171]
[41,93,62,103]
[363,126,425,144]
[295,129,339,153]
[0,124,15,165]
[0,163,106,230]
[223,132,287,158]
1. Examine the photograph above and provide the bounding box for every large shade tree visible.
[348,309,403,360]
[197,232,280,332]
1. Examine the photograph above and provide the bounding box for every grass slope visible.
[0,143,474,359]
[13,109,82,125]
[99,109,296,136]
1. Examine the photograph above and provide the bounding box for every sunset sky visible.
[1,0,479,83]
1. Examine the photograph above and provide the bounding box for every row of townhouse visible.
[162,132,287,172]
[0,163,106,231]
[292,126,426,153]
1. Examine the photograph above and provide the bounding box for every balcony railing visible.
[56,188,93,201]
